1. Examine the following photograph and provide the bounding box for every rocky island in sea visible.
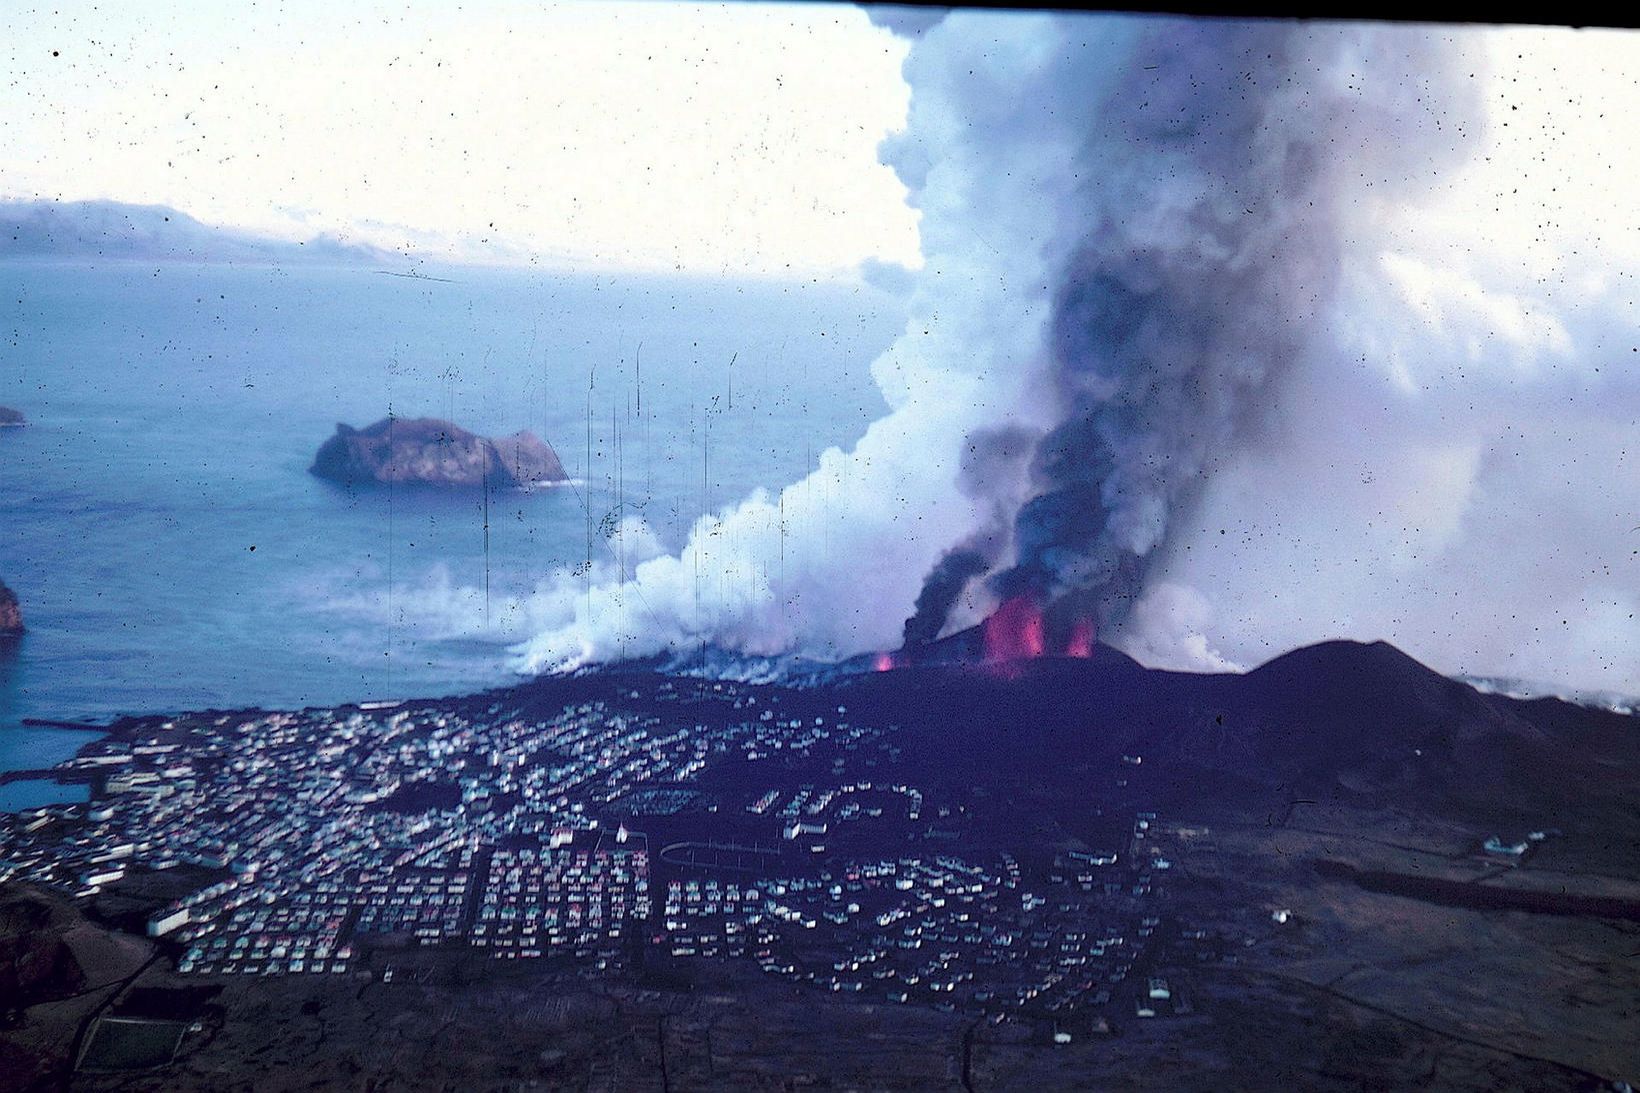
[0,406,25,427]
[310,416,566,489]
[0,578,22,635]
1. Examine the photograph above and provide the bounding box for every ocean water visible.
[0,260,903,781]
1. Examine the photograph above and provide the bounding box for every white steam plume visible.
[515,9,1105,672]
[514,14,1640,697]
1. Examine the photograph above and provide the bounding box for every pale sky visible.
[1,0,921,276]
[4,5,1637,284]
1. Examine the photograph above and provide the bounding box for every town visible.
[0,672,1208,1035]
[4,651,1635,1090]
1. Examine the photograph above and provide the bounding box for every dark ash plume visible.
[906,21,1476,638]
[516,13,1484,676]
[902,546,993,649]
[902,423,1035,647]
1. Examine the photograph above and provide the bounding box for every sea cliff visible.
[310,417,566,489]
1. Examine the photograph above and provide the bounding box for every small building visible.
[148,906,191,937]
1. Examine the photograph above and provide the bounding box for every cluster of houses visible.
[1,676,1208,1027]
[654,823,1180,1022]
[473,835,650,961]
[0,682,876,979]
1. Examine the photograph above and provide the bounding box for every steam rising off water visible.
[514,17,1462,663]
[514,14,1640,700]
[0,262,901,731]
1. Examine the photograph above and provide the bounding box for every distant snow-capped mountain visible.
[0,199,391,265]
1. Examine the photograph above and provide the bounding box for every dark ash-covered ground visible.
[2,640,1636,1091]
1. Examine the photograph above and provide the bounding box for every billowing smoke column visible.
[513,12,1476,675]
[901,545,991,650]
[911,18,1476,644]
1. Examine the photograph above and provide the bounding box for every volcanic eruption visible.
[894,18,1478,654]
[979,596,1098,664]
[873,594,1095,672]
[512,14,1480,677]
[982,596,1046,662]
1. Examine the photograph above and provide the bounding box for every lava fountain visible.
[983,595,1047,662]
[1064,618,1096,659]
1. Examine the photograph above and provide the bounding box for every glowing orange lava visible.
[1064,618,1096,658]
[874,651,896,672]
[983,595,1046,661]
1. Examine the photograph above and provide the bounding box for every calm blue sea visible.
[0,260,903,801]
